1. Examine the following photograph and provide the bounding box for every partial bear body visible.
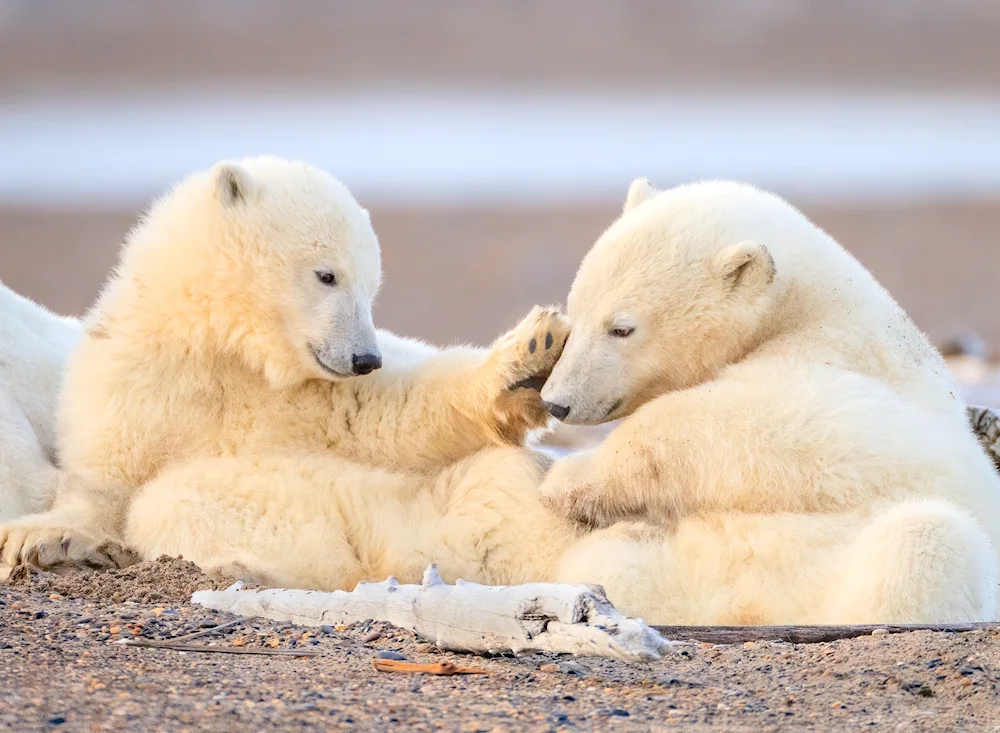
[544,179,1000,623]
[0,157,579,586]
[0,283,81,521]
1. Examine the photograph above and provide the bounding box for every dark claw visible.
[528,338,537,354]
[545,332,553,350]
[508,373,550,391]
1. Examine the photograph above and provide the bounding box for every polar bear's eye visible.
[610,327,634,338]
[315,270,337,286]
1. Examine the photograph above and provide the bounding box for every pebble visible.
[375,651,406,661]
[414,643,437,654]
[538,663,560,673]
[361,631,382,644]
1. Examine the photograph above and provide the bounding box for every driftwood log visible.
[192,564,671,662]
[651,622,999,645]
[192,567,999,658]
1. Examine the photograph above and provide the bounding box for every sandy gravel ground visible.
[1,558,999,732]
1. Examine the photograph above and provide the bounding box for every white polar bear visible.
[0,284,81,522]
[0,156,583,586]
[544,179,1000,624]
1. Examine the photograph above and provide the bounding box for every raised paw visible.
[496,305,571,392]
[0,519,138,571]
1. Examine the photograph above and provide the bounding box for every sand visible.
[0,557,998,731]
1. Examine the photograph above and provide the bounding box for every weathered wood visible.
[968,404,1000,470]
[192,564,671,662]
[370,659,489,675]
[651,622,999,645]
[120,639,320,657]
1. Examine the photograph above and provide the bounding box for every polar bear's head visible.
[123,156,382,388]
[541,179,788,425]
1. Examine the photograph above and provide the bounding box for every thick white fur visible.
[541,179,1000,623]
[0,284,81,521]
[0,156,583,583]
[3,167,994,625]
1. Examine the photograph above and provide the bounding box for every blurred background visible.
[1,0,999,401]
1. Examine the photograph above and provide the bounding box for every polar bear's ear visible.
[715,241,776,292]
[622,178,658,215]
[213,163,256,206]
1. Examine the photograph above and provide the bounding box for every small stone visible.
[47,717,66,726]
[48,594,63,601]
[414,643,437,653]
[108,626,121,636]
[33,610,47,620]
[361,630,382,644]
[320,625,335,635]
[376,650,406,661]
[903,682,934,697]
[870,628,890,636]
[538,663,560,673]
[958,666,976,676]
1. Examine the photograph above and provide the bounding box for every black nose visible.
[352,352,382,375]
[543,401,570,420]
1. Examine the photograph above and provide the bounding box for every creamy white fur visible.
[543,179,1000,623]
[3,168,994,625]
[0,156,583,583]
[0,284,81,521]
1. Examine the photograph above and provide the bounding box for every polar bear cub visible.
[0,284,81,521]
[0,156,578,587]
[544,179,1000,623]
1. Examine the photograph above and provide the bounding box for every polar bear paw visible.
[497,305,570,392]
[0,519,138,571]
[486,306,569,445]
[538,450,619,528]
[485,306,571,438]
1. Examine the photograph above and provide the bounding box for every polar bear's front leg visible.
[536,450,627,528]
[0,471,138,571]
[337,306,571,471]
